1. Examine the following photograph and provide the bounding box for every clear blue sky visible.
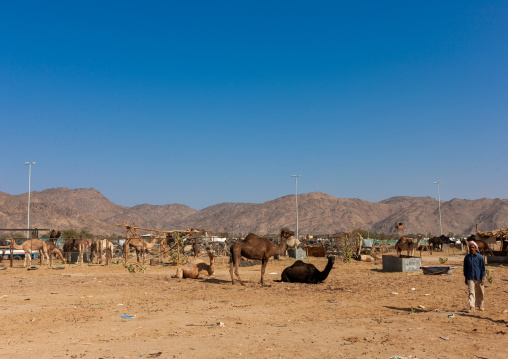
[1,1,507,209]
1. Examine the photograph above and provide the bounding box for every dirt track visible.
[1,253,507,359]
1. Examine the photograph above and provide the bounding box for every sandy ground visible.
[1,251,507,359]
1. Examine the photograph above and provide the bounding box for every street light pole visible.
[434,181,442,236]
[291,175,301,240]
[25,162,36,239]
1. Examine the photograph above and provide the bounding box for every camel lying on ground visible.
[174,250,215,279]
[280,256,335,283]
[230,228,294,286]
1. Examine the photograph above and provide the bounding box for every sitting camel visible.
[280,256,335,283]
[395,236,415,257]
[8,238,48,267]
[173,250,215,279]
[230,228,294,286]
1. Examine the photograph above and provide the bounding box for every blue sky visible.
[1,1,507,209]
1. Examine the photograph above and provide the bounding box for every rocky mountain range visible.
[1,187,507,237]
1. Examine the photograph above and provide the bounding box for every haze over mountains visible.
[1,188,507,237]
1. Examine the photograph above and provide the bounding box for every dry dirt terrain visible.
[1,252,507,359]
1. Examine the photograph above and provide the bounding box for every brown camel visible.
[395,236,415,257]
[280,255,335,283]
[8,238,48,267]
[45,240,67,267]
[230,228,294,286]
[124,235,157,263]
[465,235,495,257]
[174,250,215,279]
[476,240,494,257]
[94,238,114,265]
[408,236,423,257]
[62,238,75,262]
[63,238,89,264]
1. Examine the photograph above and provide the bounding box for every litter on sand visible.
[121,315,136,319]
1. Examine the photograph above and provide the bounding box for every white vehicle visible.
[1,249,38,260]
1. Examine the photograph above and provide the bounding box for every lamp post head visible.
[25,162,35,165]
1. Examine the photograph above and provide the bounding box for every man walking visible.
[463,241,486,312]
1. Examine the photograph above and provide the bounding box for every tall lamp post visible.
[434,181,442,236]
[291,175,301,240]
[25,162,36,239]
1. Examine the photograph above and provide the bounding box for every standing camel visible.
[280,255,335,283]
[124,236,158,263]
[8,238,48,267]
[45,240,66,267]
[408,236,423,257]
[174,250,215,279]
[395,236,415,257]
[63,238,89,264]
[230,228,294,286]
[90,238,114,265]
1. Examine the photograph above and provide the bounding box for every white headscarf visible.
[468,241,479,251]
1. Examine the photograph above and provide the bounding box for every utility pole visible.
[291,175,301,240]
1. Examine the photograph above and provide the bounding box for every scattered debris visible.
[390,292,398,295]
[439,336,450,340]
[121,315,136,319]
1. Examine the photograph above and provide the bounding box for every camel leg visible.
[229,259,235,284]
[260,258,268,286]
[230,255,244,285]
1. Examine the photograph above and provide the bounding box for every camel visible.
[284,236,301,255]
[90,238,114,265]
[8,238,49,267]
[280,255,335,283]
[408,236,423,257]
[124,235,158,263]
[230,228,294,286]
[174,250,215,279]
[63,238,89,264]
[429,235,452,251]
[45,240,66,267]
[394,236,415,257]
[465,235,494,257]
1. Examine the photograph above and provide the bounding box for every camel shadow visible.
[202,278,232,284]
[459,312,508,324]
[384,306,427,314]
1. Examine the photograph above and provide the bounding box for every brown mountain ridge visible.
[0,188,507,236]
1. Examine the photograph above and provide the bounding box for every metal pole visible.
[434,181,442,236]
[291,175,301,240]
[25,162,35,239]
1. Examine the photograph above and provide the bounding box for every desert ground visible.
[1,251,507,359]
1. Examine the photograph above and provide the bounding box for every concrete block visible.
[288,248,307,260]
[487,256,508,264]
[382,255,421,272]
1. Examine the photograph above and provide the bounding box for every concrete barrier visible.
[382,255,421,272]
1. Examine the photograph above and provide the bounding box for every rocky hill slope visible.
[1,188,507,236]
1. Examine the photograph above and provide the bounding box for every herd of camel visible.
[4,229,335,285]
[394,234,496,258]
[6,228,499,286]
